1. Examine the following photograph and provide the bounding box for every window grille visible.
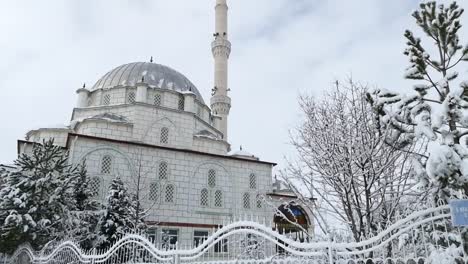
[154,93,162,106]
[214,190,223,207]
[193,231,209,247]
[103,94,111,105]
[200,188,209,207]
[243,193,251,209]
[101,155,112,174]
[249,173,257,189]
[214,239,229,253]
[89,177,101,196]
[149,183,159,201]
[178,95,185,110]
[165,184,175,203]
[208,169,216,188]
[256,194,262,208]
[127,91,136,104]
[161,127,169,144]
[159,162,168,180]
[161,229,178,250]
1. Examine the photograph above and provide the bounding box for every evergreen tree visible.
[95,177,135,249]
[0,140,77,253]
[367,2,468,260]
[69,164,102,249]
[368,1,468,201]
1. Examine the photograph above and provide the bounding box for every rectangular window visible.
[127,91,136,104]
[147,228,158,244]
[154,93,162,106]
[193,230,209,247]
[178,95,185,110]
[214,238,228,253]
[161,229,178,249]
[103,94,111,105]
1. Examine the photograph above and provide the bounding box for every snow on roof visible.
[29,123,70,131]
[229,146,259,160]
[194,130,221,140]
[71,113,132,129]
[26,124,72,137]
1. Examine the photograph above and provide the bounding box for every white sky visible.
[1,0,468,172]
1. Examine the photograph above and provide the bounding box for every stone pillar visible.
[76,88,89,108]
[136,82,148,103]
[184,92,196,113]
[212,115,222,134]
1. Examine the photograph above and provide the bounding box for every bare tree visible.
[117,147,162,232]
[284,80,417,242]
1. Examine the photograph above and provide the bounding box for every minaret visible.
[210,0,232,141]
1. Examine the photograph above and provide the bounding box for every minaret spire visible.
[211,0,231,141]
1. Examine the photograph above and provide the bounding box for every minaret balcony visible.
[210,94,231,106]
[211,39,231,52]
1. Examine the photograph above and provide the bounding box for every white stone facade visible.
[15,0,314,250]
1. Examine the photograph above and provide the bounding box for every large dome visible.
[92,62,205,103]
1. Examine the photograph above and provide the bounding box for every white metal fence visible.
[5,204,466,264]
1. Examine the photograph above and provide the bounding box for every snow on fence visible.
[6,204,466,264]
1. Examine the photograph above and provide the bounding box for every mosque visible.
[14,0,313,250]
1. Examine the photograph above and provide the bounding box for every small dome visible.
[92,62,205,104]
[230,147,259,161]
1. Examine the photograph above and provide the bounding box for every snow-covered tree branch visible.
[285,80,416,242]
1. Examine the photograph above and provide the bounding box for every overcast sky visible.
[1,0,468,171]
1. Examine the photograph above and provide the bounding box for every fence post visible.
[173,241,180,264]
[328,234,334,264]
[91,248,96,264]
[173,253,180,264]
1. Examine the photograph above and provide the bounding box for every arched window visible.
[127,91,136,104]
[249,173,257,189]
[178,95,185,110]
[200,188,209,207]
[103,94,111,105]
[161,127,169,144]
[214,190,223,207]
[208,169,216,188]
[149,183,159,201]
[159,162,168,180]
[100,155,112,174]
[256,194,262,208]
[89,177,101,196]
[154,93,162,106]
[243,193,251,209]
[165,184,175,203]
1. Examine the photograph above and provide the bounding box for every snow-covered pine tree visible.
[368,1,468,201]
[69,164,103,249]
[367,2,468,260]
[0,139,77,253]
[95,177,135,249]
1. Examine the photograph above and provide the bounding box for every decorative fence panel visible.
[5,205,466,264]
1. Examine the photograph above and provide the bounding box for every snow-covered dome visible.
[92,62,205,104]
[230,147,259,161]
